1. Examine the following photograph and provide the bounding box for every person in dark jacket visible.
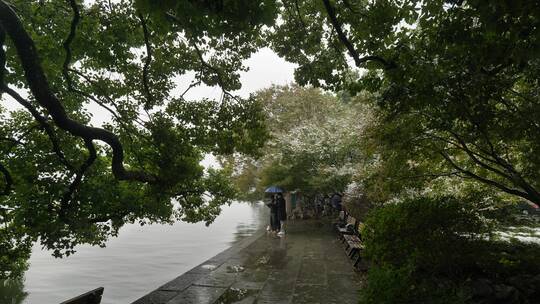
[266,195,280,233]
[331,192,343,212]
[276,193,287,235]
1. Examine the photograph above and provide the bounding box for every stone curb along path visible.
[132,220,362,304]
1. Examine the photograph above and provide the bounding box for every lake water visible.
[18,201,267,304]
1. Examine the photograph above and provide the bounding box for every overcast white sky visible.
[178,47,297,100]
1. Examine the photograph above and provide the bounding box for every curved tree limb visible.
[321,0,392,69]
[447,131,515,182]
[439,151,537,202]
[0,1,157,183]
[428,130,540,202]
[459,106,540,200]
[470,127,539,199]
[62,0,80,90]
[67,68,148,128]
[61,0,147,129]
[2,18,74,170]
[1,85,75,171]
[138,12,154,109]
[60,138,97,217]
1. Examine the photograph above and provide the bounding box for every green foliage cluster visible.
[363,196,488,276]
[136,0,277,37]
[360,196,540,304]
[0,277,27,304]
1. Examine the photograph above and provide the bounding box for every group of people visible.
[266,193,287,236]
[265,191,343,235]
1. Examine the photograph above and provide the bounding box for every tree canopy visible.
[0,0,270,278]
[269,0,540,205]
[1,0,540,282]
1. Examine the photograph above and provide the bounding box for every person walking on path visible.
[276,193,287,236]
[266,194,280,233]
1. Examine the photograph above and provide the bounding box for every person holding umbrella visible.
[266,194,280,233]
[276,192,287,236]
[265,186,283,234]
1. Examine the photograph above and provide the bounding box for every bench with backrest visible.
[335,213,365,269]
[343,222,365,268]
[337,214,359,241]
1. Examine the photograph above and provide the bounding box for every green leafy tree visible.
[269,0,540,205]
[0,0,272,278]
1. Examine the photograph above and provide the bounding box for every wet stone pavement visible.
[133,220,362,304]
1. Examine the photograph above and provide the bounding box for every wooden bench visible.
[337,215,359,241]
[60,287,104,304]
[343,234,364,267]
[337,218,365,268]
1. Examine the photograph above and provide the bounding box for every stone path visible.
[133,220,362,304]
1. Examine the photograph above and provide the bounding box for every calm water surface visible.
[20,201,267,304]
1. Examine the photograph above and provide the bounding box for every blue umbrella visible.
[264,186,284,193]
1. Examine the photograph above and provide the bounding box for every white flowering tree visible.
[224,85,369,201]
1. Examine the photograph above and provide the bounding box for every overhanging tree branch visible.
[0,1,157,183]
[60,138,97,217]
[191,43,240,102]
[3,11,73,170]
[427,129,540,202]
[458,108,540,201]
[67,68,148,128]
[321,0,392,69]
[62,0,80,90]
[2,85,74,171]
[61,0,146,130]
[138,12,154,109]
[447,131,514,182]
[439,151,536,202]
